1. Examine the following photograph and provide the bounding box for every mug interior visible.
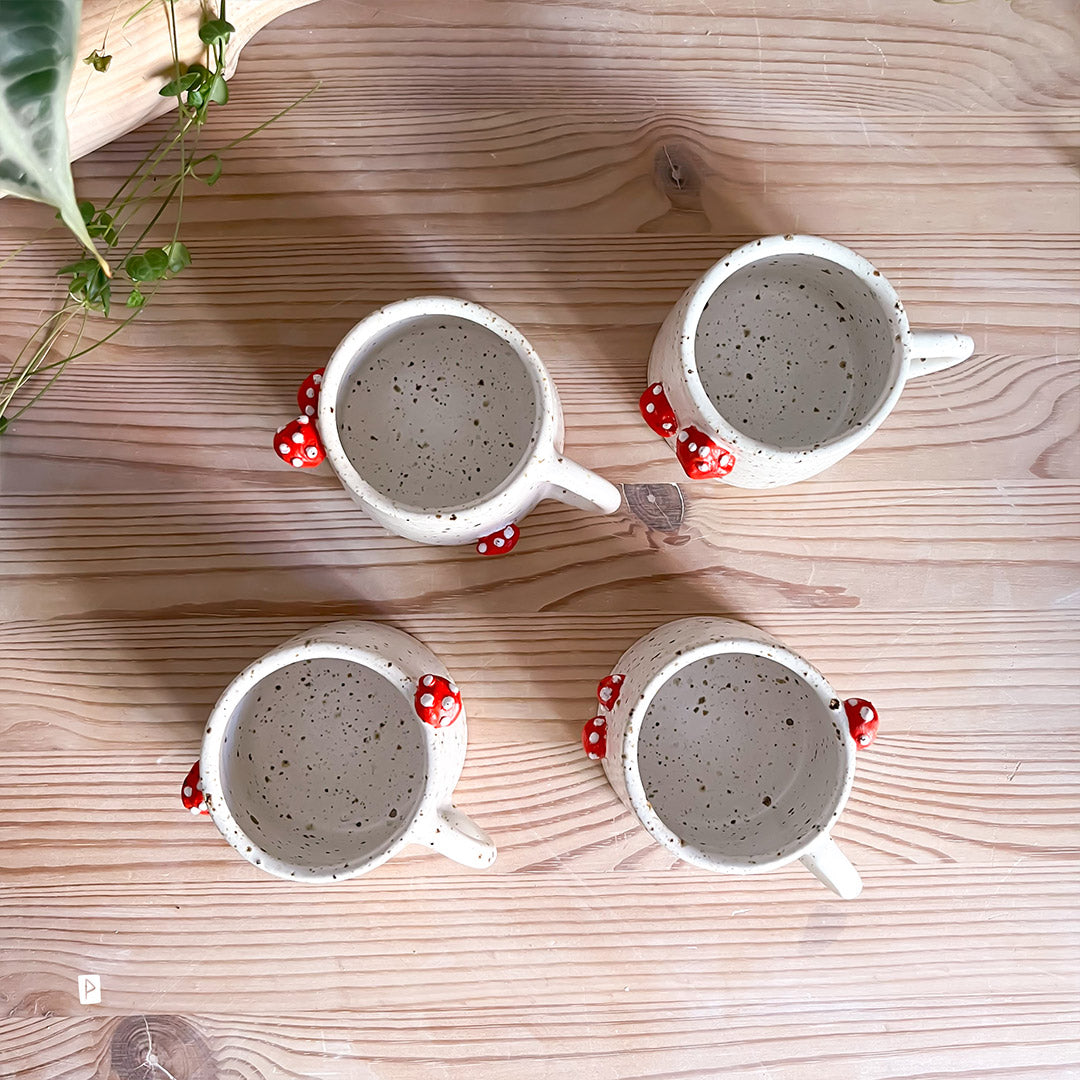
[334,313,540,511]
[694,254,896,450]
[218,656,427,875]
[636,651,847,867]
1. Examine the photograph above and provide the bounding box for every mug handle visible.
[908,330,976,379]
[799,835,862,899]
[427,805,497,868]
[544,456,622,515]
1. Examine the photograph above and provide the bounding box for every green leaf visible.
[84,265,107,301]
[0,0,110,275]
[159,71,200,97]
[143,247,169,277]
[164,241,191,273]
[83,48,111,73]
[126,287,146,308]
[56,257,99,276]
[124,254,154,283]
[198,18,235,45]
[208,73,228,105]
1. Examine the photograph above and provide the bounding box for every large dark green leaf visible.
[0,0,109,273]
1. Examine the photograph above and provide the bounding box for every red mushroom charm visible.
[844,698,879,750]
[639,382,678,438]
[476,523,520,556]
[415,674,462,729]
[582,715,607,760]
[274,414,324,469]
[297,368,325,418]
[674,426,736,480]
[181,759,209,815]
[597,673,625,711]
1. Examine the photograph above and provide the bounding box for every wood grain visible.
[1,0,1078,1077]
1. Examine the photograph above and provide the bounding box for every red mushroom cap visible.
[674,426,736,480]
[181,759,209,815]
[639,382,678,439]
[297,368,326,418]
[597,673,625,710]
[844,697,879,750]
[415,674,462,729]
[476,523,520,556]
[582,715,608,760]
[273,415,325,469]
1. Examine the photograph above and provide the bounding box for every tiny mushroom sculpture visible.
[476,523,520,556]
[639,382,677,438]
[674,426,736,480]
[582,715,607,760]
[297,368,325,418]
[596,673,625,710]
[274,414,325,469]
[844,697,880,749]
[414,674,463,729]
[181,760,209,815]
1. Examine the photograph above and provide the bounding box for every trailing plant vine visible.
[0,0,314,433]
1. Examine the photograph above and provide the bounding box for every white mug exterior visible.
[199,620,496,882]
[318,297,621,545]
[647,235,976,488]
[592,616,864,899]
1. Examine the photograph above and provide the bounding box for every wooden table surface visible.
[1,1,1078,1077]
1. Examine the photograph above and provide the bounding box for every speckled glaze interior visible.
[694,254,895,451]
[218,656,427,875]
[335,314,541,511]
[637,651,847,867]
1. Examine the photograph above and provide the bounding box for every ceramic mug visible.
[273,296,621,555]
[640,234,976,487]
[582,616,880,898]
[181,620,496,882]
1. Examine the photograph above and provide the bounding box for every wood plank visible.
[246,0,1080,115]
[2,234,1074,490]
[32,110,1076,238]
[1,611,1075,745]
[0,482,1075,620]
[4,1000,1080,1080]
[0,730,1075,883]
[0,869,1077,1017]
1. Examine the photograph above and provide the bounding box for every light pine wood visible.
[1,0,1078,1077]
[66,0,323,163]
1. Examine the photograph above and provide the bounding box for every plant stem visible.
[2,311,90,423]
[203,84,319,157]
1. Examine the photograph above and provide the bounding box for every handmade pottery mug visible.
[582,616,880,898]
[273,296,621,555]
[181,620,496,882]
[640,234,977,487]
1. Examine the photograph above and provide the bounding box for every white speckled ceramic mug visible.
[276,296,621,555]
[182,621,496,882]
[640,235,976,487]
[582,617,881,899]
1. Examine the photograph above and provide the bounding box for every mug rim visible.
[679,234,912,459]
[200,637,448,882]
[318,296,557,524]
[619,635,857,875]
